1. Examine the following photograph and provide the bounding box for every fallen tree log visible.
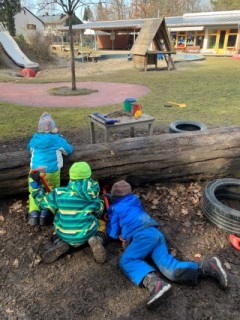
[1,126,240,198]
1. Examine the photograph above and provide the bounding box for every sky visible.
[22,1,107,18]
[22,0,212,19]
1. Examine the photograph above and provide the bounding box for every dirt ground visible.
[0,47,177,80]
[0,55,239,320]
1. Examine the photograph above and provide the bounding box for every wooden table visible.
[88,113,155,144]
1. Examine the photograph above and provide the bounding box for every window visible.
[186,32,194,46]
[227,35,237,47]
[208,35,216,49]
[171,32,176,46]
[27,24,36,30]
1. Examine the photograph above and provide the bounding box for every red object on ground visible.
[232,54,240,60]
[229,234,240,250]
[20,68,36,78]
[102,185,109,221]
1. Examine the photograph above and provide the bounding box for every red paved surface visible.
[0,82,151,107]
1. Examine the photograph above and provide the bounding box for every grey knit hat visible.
[111,180,132,197]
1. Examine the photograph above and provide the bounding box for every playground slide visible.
[0,31,39,69]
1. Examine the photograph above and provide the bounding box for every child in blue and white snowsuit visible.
[106,180,228,307]
[27,112,73,226]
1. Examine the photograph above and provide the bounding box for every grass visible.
[1,56,240,141]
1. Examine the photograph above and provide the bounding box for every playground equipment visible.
[0,24,39,70]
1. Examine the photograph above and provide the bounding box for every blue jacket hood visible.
[106,193,159,242]
[28,132,73,172]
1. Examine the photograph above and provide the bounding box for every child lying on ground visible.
[106,180,228,307]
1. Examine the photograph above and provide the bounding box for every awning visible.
[169,26,204,32]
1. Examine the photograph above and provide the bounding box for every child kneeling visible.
[31,161,107,264]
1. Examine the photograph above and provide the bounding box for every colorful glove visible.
[30,181,41,189]
[30,171,41,183]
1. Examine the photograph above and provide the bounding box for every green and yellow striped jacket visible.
[32,179,104,245]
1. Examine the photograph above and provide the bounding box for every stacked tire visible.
[201,178,240,235]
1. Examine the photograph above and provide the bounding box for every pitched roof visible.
[59,18,146,32]
[15,7,44,24]
[57,10,240,33]
[40,14,68,25]
[131,18,174,55]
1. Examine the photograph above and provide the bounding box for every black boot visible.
[40,235,70,264]
[143,272,172,307]
[40,209,53,226]
[28,210,40,226]
[88,232,107,264]
[198,257,228,289]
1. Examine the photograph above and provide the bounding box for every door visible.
[216,30,227,54]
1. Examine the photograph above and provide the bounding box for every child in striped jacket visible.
[30,161,107,264]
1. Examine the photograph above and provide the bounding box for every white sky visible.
[22,0,212,19]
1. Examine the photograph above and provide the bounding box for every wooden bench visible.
[88,54,99,63]
[51,45,65,51]
[182,46,201,53]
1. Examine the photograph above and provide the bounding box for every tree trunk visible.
[1,126,240,198]
[69,14,76,91]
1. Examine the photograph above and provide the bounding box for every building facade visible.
[166,11,240,55]
[58,10,240,55]
[14,7,44,38]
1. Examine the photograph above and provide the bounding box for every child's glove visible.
[30,171,41,183]
[30,181,41,189]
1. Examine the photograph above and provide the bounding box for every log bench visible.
[182,46,201,53]
[2,126,240,197]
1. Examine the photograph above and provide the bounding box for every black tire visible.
[201,178,240,235]
[169,120,207,133]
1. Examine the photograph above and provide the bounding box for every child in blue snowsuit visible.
[106,180,228,307]
[27,112,73,226]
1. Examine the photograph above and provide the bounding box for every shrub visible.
[27,30,52,62]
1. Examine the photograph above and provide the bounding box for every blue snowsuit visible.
[27,132,73,212]
[106,193,199,286]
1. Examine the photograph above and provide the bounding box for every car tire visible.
[169,120,207,133]
[201,178,240,235]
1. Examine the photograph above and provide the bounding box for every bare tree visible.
[130,0,212,18]
[38,1,96,90]
[210,0,240,11]
[95,1,108,20]
[130,0,154,18]
[94,0,130,21]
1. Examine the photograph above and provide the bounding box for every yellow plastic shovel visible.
[167,101,187,108]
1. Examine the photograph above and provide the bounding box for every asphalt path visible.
[0,82,150,108]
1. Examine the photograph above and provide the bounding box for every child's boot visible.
[143,272,172,307]
[198,257,228,289]
[40,209,53,226]
[88,232,107,264]
[40,235,70,264]
[28,210,40,226]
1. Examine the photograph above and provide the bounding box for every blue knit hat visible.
[38,112,58,133]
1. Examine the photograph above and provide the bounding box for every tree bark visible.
[1,126,240,198]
